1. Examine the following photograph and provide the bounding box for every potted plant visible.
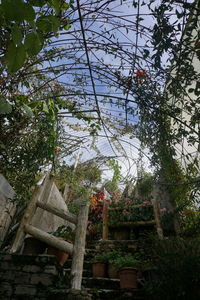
[114,254,141,289]
[47,226,75,266]
[91,253,107,278]
[103,250,122,279]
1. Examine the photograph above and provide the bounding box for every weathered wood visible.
[10,174,51,253]
[0,174,16,246]
[102,201,109,240]
[24,224,73,255]
[37,201,77,225]
[109,220,156,228]
[152,199,164,239]
[71,203,89,290]
[108,203,152,211]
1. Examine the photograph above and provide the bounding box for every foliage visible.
[91,252,108,264]
[52,226,75,242]
[0,0,70,73]
[114,253,142,270]
[55,161,102,195]
[144,238,200,300]
[109,198,154,226]
[134,172,154,199]
[103,159,122,197]
[101,250,123,265]
[180,209,200,238]
[87,204,103,236]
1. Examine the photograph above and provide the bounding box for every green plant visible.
[144,238,200,300]
[109,198,154,226]
[91,252,109,263]
[52,226,75,242]
[101,250,122,264]
[114,254,142,271]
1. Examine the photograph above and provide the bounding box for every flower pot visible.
[108,263,119,279]
[119,267,138,289]
[23,237,47,255]
[47,247,69,266]
[112,227,130,240]
[92,262,106,278]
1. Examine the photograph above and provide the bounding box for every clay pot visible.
[23,237,47,255]
[108,263,119,279]
[92,262,106,278]
[47,247,69,266]
[112,228,130,240]
[119,267,138,289]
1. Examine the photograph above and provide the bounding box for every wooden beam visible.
[108,204,153,211]
[24,224,73,255]
[10,174,51,253]
[109,220,156,228]
[71,203,89,290]
[102,202,109,240]
[37,201,77,225]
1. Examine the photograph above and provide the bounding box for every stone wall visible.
[0,253,61,300]
[0,253,92,300]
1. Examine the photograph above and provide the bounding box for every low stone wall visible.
[0,253,61,300]
[0,253,92,300]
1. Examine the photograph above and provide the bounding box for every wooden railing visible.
[10,174,89,290]
[102,199,163,240]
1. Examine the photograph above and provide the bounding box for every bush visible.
[144,238,200,300]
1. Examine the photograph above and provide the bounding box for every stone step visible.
[87,288,144,300]
[64,268,92,278]
[82,277,120,290]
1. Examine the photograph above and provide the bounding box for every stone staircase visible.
[62,240,145,300]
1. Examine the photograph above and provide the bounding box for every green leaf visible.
[50,0,61,14]
[64,23,71,31]
[5,42,26,72]
[11,24,23,46]
[22,104,33,118]
[24,32,43,55]
[0,98,12,114]
[28,0,47,7]
[42,102,49,113]
[36,15,60,34]
[2,0,35,22]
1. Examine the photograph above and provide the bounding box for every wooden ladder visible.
[10,174,89,290]
[102,199,163,240]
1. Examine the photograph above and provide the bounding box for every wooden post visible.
[71,203,89,290]
[24,224,73,255]
[10,174,52,253]
[36,201,77,225]
[102,201,109,240]
[152,199,164,239]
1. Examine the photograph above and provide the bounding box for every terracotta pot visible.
[108,263,119,279]
[112,228,130,240]
[92,262,106,278]
[119,267,138,289]
[23,237,47,255]
[47,247,69,266]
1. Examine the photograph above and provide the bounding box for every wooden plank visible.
[109,220,156,228]
[10,174,51,253]
[102,201,109,240]
[108,203,153,211]
[37,201,77,225]
[24,224,73,255]
[0,175,16,246]
[71,203,89,290]
[24,224,73,254]
[152,199,164,239]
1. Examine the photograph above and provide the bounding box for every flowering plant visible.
[109,197,154,226]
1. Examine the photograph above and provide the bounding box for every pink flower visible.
[160,208,167,213]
